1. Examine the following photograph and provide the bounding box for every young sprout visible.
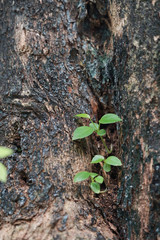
[73,113,122,194]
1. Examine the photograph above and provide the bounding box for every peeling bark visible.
[0,0,159,239]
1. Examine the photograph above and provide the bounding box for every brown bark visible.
[0,0,159,239]
[0,0,117,239]
[111,1,159,239]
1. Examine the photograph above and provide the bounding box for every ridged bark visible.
[0,0,159,239]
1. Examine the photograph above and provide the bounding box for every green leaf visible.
[0,163,7,183]
[72,126,94,140]
[90,182,100,194]
[0,146,13,159]
[89,123,99,130]
[105,156,122,166]
[91,155,104,164]
[95,176,104,184]
[75,113,90,119]
[97,129,106,136]
[74,171,90,182]
[103,163,111,172]
[99,114,122,124]
[89,172,98,178]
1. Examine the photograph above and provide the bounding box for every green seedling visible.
[0,146,13,183]
[73,113,122,194]
[73,171,104,194]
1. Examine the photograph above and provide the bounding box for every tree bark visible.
[111,1,160,239]
[0,0,159,240]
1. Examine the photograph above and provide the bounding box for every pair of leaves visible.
[91,155,122,166]
[74,171,104,194]
[90,124,106,136]
[0,146,13,183]
[75,113,122,124]
[72,113,122,140]
[74,171,103,184]
[72,124,106,140]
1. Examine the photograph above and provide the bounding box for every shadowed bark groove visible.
[0,0,159,239]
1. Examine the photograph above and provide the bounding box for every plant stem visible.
[99,188,108,194]
[90,118,99,130]
[90,118,111,154]
[100,162,108,188]
[90,117,111,194]
[100,136,111,154]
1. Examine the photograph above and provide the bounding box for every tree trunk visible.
[111,1,160,239]
[0,0,159,239]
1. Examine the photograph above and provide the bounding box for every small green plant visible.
[0,146,13,183]
[72,113,122,194]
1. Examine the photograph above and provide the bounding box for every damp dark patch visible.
[77,1,111,46]
[69,48,79,63]
[19,170,28,184]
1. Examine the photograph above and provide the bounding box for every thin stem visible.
[89,117,111,194]
[90,118,111,154]
[90,118,99,130]
[91,177,94,182]
[100,162,108,188]
[99,188,108,194]
[100,136,111,154]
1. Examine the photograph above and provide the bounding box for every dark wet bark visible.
[0,0,159,239]
[112,1,160,239]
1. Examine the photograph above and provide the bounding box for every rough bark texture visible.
[0,0,159,239]
[112,1,160,239]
